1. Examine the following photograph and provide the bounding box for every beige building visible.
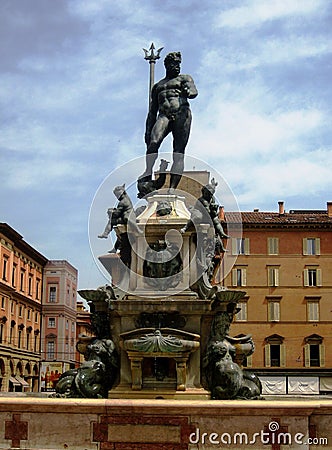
[75,300,93,365]
[221,201,332,395]
[0,223,47,392]
[41,260,78,391]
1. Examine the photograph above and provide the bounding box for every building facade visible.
[75,300,93,365]
[221,201,332,395]
[41,260,78,392]
[0,223,47,392]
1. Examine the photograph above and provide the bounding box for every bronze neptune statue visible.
[139,51,198,191]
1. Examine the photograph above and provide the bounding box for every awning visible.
[9,377,20,386]
[15,376,30,387]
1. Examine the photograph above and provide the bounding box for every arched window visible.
[264,334,286,368]
[304,335,325,368]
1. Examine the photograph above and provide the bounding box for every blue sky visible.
[1,0,332,289]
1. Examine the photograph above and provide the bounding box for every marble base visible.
[0,397,331,449]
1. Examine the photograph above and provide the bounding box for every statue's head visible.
[202,178,218,198]
[113,184,125,199]
[164,52,181,77]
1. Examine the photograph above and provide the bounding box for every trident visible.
[143,43,163,108]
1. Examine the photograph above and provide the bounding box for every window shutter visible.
[246,355,253,368]
[274,302,280,321]
[268,268,279,286]
[242,268,247,287]
[265,344,271,367]
[303,269,309,286]
[319,344,325,367]
[308,302,319,322]
[316,269,322,286]
[240,302,247,321]
[232,238,237,255]
[304,344,310,367]
[303,238,308,255]
[232,269,237,286]
[280,344,286,367]
[244,238,250,255]
[315,238,321,255]
[268,238,278,255]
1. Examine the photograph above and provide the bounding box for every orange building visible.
[0,223,47,392]
[221,201,332,395]
[41,260,78,391]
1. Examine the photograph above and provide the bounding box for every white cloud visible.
[191,99,323,160]
[214,0,326,29]
[235,151,332,208]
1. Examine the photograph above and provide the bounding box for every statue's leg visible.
[98,222,113,239]
[169,152,184,190]
[170,109,192,190]
[140,116,170,179]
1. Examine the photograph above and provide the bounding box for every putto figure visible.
[139,51,198,191]
[98,184,142,255]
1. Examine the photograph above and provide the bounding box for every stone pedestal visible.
[92,194,260,401]
[108,298,212,399]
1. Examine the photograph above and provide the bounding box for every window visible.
[19,305,23,318]
[2,256,8,281]
[235,301,247,321]
[309,345,320,367]
[20,270,25,292]
[35,312,39,323]
[66,320,69,330]
[18,330,22,348]
[304,268,322,287]
[28,275,33,296]
[267,267,279,287]
[49,286,57,303]
[232,238,250,255]
[36,279,40,300]
[232,267,247,287]
[27,309,31,320]
[268,237,279,255]
[12,264,17,287]
[48,318,56,328]
[47,341,55,359]
[34,332,39,352]
[264,335,286,368]
[26,331,30,350]
[303,238,320,256]
[1,296,5,309]
[304,335,325,368]
[307,301,320,322]
[0,324,3,344]
[71,323,75,333]
[9,321,15,345]
[268,300,280,322]
[270,345,281,367]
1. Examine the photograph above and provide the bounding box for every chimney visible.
[278,201,285,215]
[253,208,259,212]
[218,206,225,221]
[327,201,332,218]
